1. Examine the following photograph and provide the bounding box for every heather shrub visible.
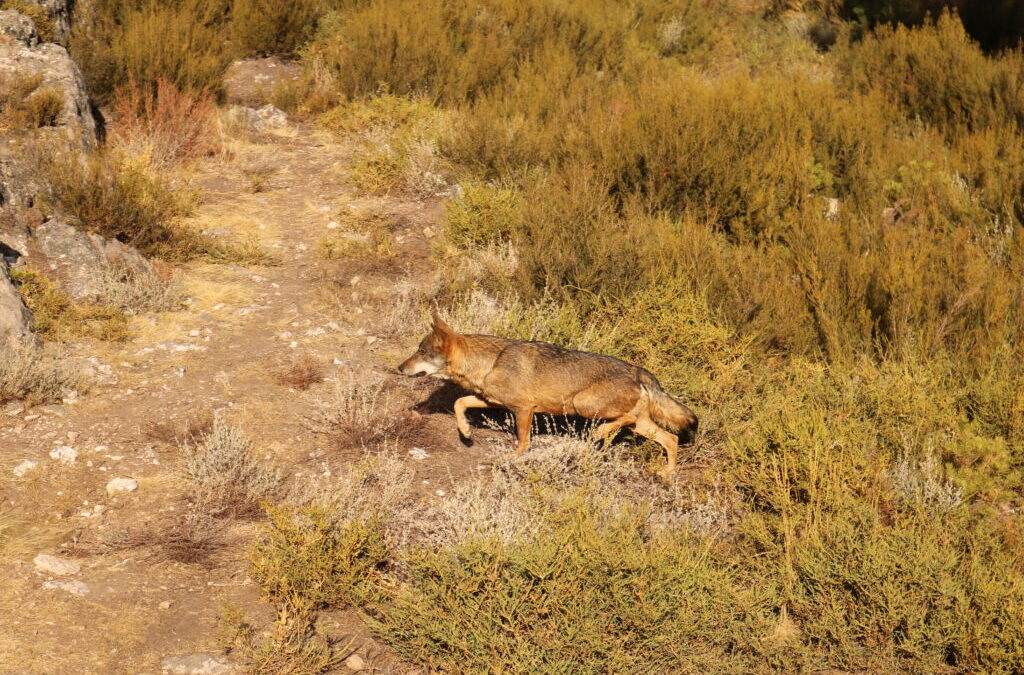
[229,0,326,57]
[257,4,1024,671]
[69,0,232,104]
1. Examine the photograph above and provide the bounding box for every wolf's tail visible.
[640,373,698,440]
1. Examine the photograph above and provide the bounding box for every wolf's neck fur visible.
[445,334,511,394]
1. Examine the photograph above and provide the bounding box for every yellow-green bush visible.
[228,0,326,57]
[281,4,1024,671]
[444,182,521,246]
[250,505,388,612]
[11,268,131,342]
[836,12,1024,137]
[70,0,232,104]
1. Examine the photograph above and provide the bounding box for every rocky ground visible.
[0,115,509,674]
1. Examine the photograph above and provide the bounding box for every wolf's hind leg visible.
[633,416,679,480]
[512,407,535,456]
[454,395,493,444]
[591,414,636,446]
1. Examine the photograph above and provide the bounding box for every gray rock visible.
[0,257,33,348]
[160,654,237,675]
[33,553,80,576]
[25,217,155,301]
[105,476,138,496]
[42,579,89,595]
[17,0,74,43]
[0,9,37,45]
[225,104,288,132]
[0,9,101,210]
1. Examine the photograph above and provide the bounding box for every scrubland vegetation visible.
[239,2,1024,672]
[6,0,1023,671]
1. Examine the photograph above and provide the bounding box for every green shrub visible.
[836,12,1024,136]
[378,496,774,674]
[250,505,389,612]
[69,0,232,104]
[229,0,326,57]
[444,183,522,246]
[11,268,131,342]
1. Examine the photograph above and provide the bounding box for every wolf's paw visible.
[656,467,676,483]
[458,431,474,447]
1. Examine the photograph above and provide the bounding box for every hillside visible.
[1,1,1023,673]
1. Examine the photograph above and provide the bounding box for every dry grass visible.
[110,78,221,167]
[221,604,355,675]
[305,372,424,451]
[92,261,185,314]
[78,508,228,566]
[0,342,84,405]
[144,409,214,446]
[11,267,132,342]
[180,416,279,517]
[273,352,325,391]
[0,73,63,131]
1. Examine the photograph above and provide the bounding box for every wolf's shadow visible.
[412,380,645,444]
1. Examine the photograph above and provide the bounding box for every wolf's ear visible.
[431,312,456,337]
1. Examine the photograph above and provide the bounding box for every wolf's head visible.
[399,314,461,377]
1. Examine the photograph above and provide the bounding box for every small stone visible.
[366,336,379,345]
[42,580,90,596]
[326,221,339,229]
[158,600,171,610]
[106,477,139,496]
[13,460,37,477]
[49,445,77,465]
[189,329,201,337]
[34,554,81,576]
[408,447,429,460]
[160,653,237,674]
[344,654,366,672]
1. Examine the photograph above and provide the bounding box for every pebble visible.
[409,448,429,460]
[345,654,366,672]
[13,460,37,477]
[42,580,90,596]
[106,477,139,496]
[160,653,237,675]
[33,554,81,576]
[49,446,77,465]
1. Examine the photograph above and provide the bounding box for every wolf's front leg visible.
[454,395,492,445]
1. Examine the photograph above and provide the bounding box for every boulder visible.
[17,0,74,43]
[224,104,288,133]
[0,257,33,348]
[33,553,80,576]
[25,217,155,300]
[0,9,101,210]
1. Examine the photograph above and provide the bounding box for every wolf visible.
[399,314,698,478]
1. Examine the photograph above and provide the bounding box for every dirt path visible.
[0,123,490,674]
